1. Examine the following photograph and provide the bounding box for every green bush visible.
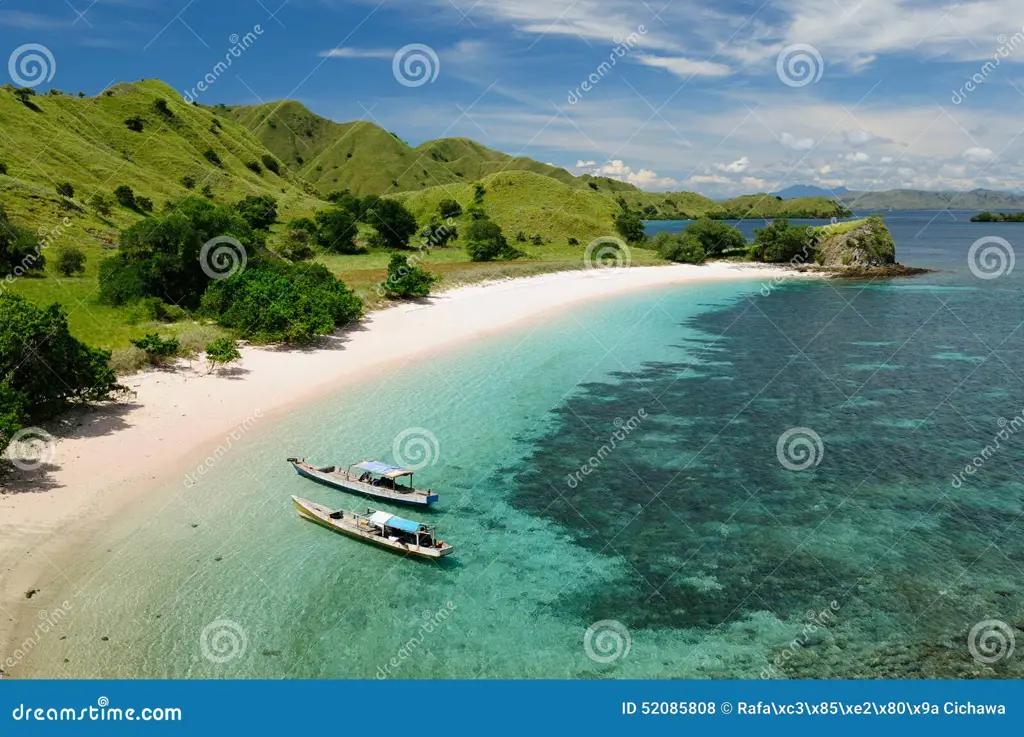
[653,232,706,264]
[245,160,262,174]
[153,98,173,117]
[56,182,74,198]
[89,193,113,216]
[530,234,543,246]
[113,185,136,209]
[682,218,746,257]
[124,116,145,132]
[201,184,214,199]
[55,246,86,277]
[204,338,241,374]
[614,208,646,244]
[135,195,154,213]
[465,218,521,262]
[181,175,196,189]
[0,206,45,275]
[200,261,363,343]
[380,252,438,299]
[438,199,462,219]
[0,162,7,175]
[261,154,281,175]
[361,198,418,250]
[280,219,316,261]
[749,219,818,263]
[314,207,359,254]
[235,194,277,231]
[0,293,121,458]
[131,333,180,364]
[203,149,222,167]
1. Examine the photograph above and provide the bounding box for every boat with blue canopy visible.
[292,497,454,558]
[286,457,439,506]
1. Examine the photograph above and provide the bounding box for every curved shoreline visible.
[0,262,814,667]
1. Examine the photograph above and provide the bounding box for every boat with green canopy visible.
[292,497,454,558]
[286,457,439,506]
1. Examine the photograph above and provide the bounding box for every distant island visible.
[969,212,1024,222]
[838,188,1024,211]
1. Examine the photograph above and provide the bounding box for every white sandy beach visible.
[0,262,809,654]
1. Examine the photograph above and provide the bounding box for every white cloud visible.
[580,159,679,190]
[576,159,597,167]
[843,129,877,147]
[963,147,995,162]
[688,174,732,185]
[319,47,395,59]
[842,152,870,162]
[781,132,815,151]
[635,55,732,78]
[714,156,751,173]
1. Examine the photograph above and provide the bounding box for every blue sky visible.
[3,0,1024,196]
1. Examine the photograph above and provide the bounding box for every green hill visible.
[714,193,850,219]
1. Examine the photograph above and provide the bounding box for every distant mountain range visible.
[773,185,854,199]
[775,184,1024,211]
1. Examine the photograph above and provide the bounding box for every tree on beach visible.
[682,218,746,257]
[204,338,241,374]
[380,252,438,299]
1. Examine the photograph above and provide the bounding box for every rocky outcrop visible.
[815,215,896,267]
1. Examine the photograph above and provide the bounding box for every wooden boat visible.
[286,457,438,506]
[292,496,454,558]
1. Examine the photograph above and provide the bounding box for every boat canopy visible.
[354,460,413,479]
[368,510,421,533]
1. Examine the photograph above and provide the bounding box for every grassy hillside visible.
[714,193,849,218]
[395,170,622,245]
[840,189,1024,211]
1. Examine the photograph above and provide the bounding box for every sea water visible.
[14,211,1024,678]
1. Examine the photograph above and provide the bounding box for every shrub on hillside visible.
[0,162,7,175]
[124,116,145,132]
[89,193,113,216]
[135,195,154,213]
[279,219,316,261]
[614,208,646,244]
[55,246,86,277]
[438,199,462,219]
[245,160,262,174]
[114,185,136,209]
[201,184,214,199]
[181,175,196,189]
[261,154,281,176]
[0,206,45,276]
[464,218,521,262]
[56,182,74,199]
[153,98,173,117]
[200,261,363,343]
[203,149,222,167]
[380,252,438,299]
[0,293,122,460]
[235,194,278,231]
[420,217,457,248]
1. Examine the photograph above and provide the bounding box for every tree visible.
[0,206,45,275]
[464,218,521,262]
[683,218,746,257]
[114,185,136,209]
[750,219,818,263]
[153,98,174,117]
[261,154,281,175]
[314,207,359,254]
[98,196,260,308]
[56,182,75,199]
[362,198,418,250]
[653,232,706,264]
[181,175,196,189]
[245,160,262,174]
[200,261,363,343]
[420,218,457,248]
[438,199,463,219]
[89,193,113,216]
[614,208,646,244]
[203,149,222,167]
[380,252,438,299]
[0,293,122,462]
[235,194,278,231]
[279,219,317,261]
[473,183,486,204]
[124,116,145,132]
[135,196,154,213]
[55,246,86,277]
[204,338,241,374]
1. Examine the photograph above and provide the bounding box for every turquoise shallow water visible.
[15,211,1024,678]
